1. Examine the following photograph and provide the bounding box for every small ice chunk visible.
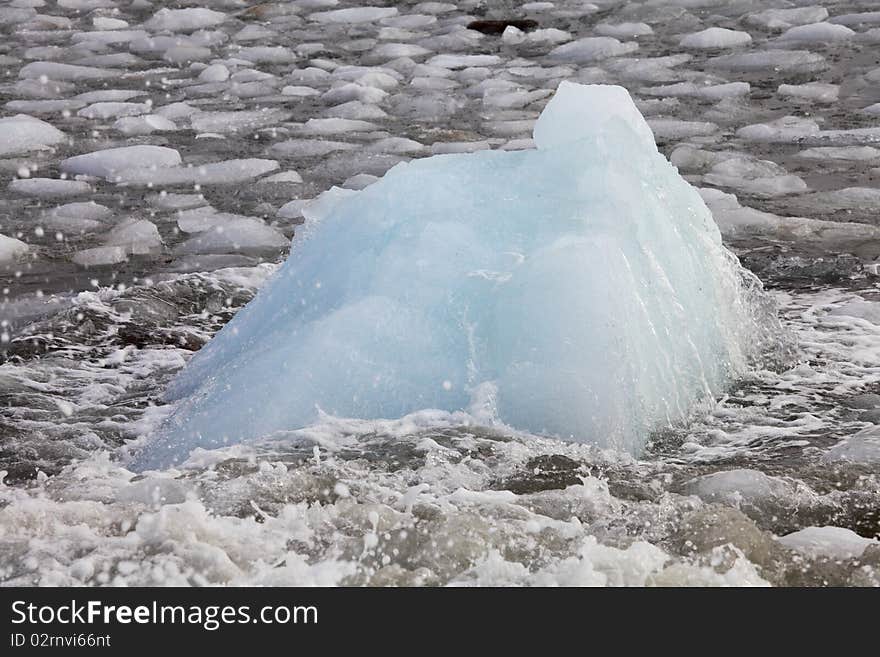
[777,22,855,44]
[736,116,820,142]
[778,82,839,104]
[8,78,74,100]
[482,88,552,110]
[270,139,357,157]
[42,201,112,232]
[176,207,236,233]
[413,2,456,14]
[683,469,791,507]
[71,29,148,47]
[790,187,880,214]
[9,178,92,198]
[297,118,378,135]
[77,102,151,120]
[144,8,227,33]
[379,13,434,29]
[411,76,458,91]
[548,37,638,62]
[829,299,880,324]
[0,234,29,263]
[798,127,880,147]
[146,192,206,210]
[5,99,86,114]
[698,187,877,240]
[234,24,277,42]
[287,67,332,84]
[19,61,116,80]
[366,137,426,155]
[114,114,177,136]
[174,218,288,255]
[679,27,752,50]
[647,119,718,141]
[431,141,490,155]
[277,199,309,220]
[72,246,128,267]
[323,101,386,120]
[342,173,379,190]
[502,27,572,46]
[236,46,296,64]
[197,63,229,82]
[0,6,36,25]
[796,146,880,161]
[595,23,652,39]
[0,114,66,156]
[258,171,304,184]
[822,426,880,463]
[282,85,321,97]
[643,81,750,101]
[371,43,432,61]
[707,50,826,74]
[164,46,214,63]
[61,145,182,179]
[114,159,280,186]
[154,102,201,121]
[427,54,501,69]
[501,138,536,151]
[309,7,397,24]
[829,12,880,27]
[75,89,146,103]
[105,218,163,254]
[93,16,128,30]
[322,83,388,105]
[670,146,729,172]
[703,157,808,197]
[778,527,877,560]
[745,7,829,31]
[190,109,291,135]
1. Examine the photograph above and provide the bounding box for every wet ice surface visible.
[1,0,879,586]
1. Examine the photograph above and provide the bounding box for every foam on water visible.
[133,82,780,471]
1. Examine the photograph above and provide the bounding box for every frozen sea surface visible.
[0,0,879,587]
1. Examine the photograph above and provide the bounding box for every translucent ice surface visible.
[133,82,774,471]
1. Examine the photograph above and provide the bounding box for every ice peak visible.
[533,82,657,152]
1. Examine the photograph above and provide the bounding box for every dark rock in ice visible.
[467,19,538,35]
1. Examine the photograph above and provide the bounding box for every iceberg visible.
[132,82,773,471]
